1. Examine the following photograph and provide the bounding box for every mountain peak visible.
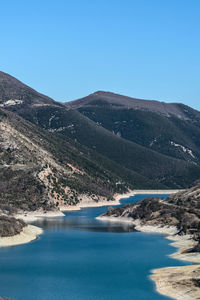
[66,90,198,120]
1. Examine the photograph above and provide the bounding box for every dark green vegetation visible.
[0,203,26,238]
[1,72,199,189]
[0,216,26,237]
[192,279,200,288]
[0,71,57,107]
[0,108,140,211]
[102,183,200,251]
[21,105,200,188]
[69,91,200,165]
[1,71,200,214]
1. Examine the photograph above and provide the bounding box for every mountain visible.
[67,90,200,121]
[66,91,198,119]
[0,71,59,108]
[1,71,200,191]
[67,91,200,165]
[1,107,150,211]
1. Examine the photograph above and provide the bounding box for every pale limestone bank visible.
[60,190,135,211]
[14,210,65,222]
[97,188,200,300]
[131,189,183,195]
[98,215,200,300]
[151,265,200,300]
[0,225,43,247]
[61,189,180,211]
[150,233,200,300]
[96,216,178,235]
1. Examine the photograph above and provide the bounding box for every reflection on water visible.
[32,216,136,233]
[32,194,169,234]
[0,194,177,300]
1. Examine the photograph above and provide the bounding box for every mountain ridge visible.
[0,71,61,109]
[0,71,200,192]
[68,90,200,166]
[1,107,145,212]
[66,90,200,120]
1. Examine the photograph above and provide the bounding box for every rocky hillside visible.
[1,107,151,212]
[68,91,200,165]
[67,91,198,119]
[0,70,200,211]
[0,215,26,238]
[0,72,199,188]
[20,103,200,188]
[0,204,26,239]
[101,183,200,250]
[0,71,58,108]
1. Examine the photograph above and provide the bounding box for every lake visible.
[0,194,189,300]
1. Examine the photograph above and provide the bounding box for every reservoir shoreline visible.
[1,189,180,248]
[1,189,196,300]
[97,215,200,300]
[0,225,43,247]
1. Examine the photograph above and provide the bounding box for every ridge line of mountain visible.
[1,71,200,241]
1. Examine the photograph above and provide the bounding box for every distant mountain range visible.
[0,71,200,211]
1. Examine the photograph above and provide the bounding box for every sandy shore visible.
[97,215,200,300]
[151,265,200,300]
[13,190,179,218]
[5,191,135,248]
[2,190,180,250]
[60,199,121,211]
[60,191,135,211]
[97,216,179,235]
[151,234,200,300]
[131,189,183,195]
[0,225,43,247]
[14,210,65,222]
[1,188,193,297]
[168,235,200,264]
[0,211,63,248]
[61,189,180,212]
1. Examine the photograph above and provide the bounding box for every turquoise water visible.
[0,194,189,300]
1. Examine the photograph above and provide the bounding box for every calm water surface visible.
[0,194,189,300]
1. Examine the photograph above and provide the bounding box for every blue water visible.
[0,194,189,300]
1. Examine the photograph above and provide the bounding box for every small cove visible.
[0,194,189,300]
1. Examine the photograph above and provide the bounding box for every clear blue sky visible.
[1,0,200,110]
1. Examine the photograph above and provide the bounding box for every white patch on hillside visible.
[48,114,56,127]
[170,141,195,158]
[48,127,67,133]
[149,138,157,147]
[66,124,74,129]
[0,99,23,107]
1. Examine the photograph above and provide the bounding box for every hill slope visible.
[68,91,200,165]
[1,71,200,189]
[67,90,200,121]
[1,108,149,211]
